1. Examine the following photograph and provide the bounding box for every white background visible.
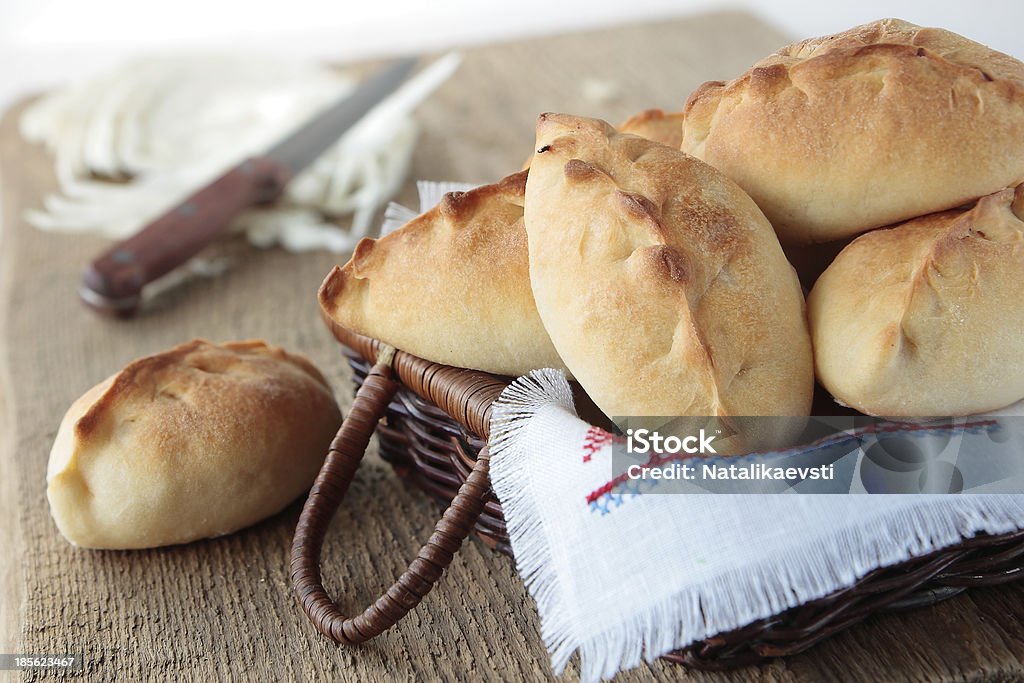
[1,0,1023,109]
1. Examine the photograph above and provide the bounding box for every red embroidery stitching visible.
[581,426,613,463]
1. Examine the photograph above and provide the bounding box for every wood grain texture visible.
[0,11,1021,682]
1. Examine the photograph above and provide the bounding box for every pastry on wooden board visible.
[47,340,341,549]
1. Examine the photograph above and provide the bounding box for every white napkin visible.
[488,369,1024,681]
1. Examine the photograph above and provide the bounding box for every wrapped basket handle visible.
[290,349,491,644]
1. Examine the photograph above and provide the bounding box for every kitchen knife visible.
[79,57,418,317]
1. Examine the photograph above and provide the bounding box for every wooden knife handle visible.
[80,156,291,316]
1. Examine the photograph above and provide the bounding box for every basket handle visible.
[290,350,491,644]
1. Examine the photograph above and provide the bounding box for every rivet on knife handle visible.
[79,157,290,317]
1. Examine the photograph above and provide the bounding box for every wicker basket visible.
[291,320,1024,670]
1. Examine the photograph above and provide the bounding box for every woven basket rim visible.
[323,314,510,440]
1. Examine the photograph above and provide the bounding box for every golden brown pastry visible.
[682,19,1024,245]
[809,185,1024,417]
[618,108,685,148]
[524,113,813,422]
[522,109,686,170]
[319,171,568,376]
[47,340,341,549]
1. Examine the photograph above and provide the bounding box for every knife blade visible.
[79,57,419,317]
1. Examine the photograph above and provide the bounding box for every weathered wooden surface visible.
[1,11,1022,681]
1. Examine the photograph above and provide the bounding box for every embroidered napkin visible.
[488,370,1024,682]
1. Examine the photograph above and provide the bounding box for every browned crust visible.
[438,169,527,220]
[312,163,572,376]
[318,170,528,326]
[317,265,346,313]
[680,18,1024,245]
[617,108,686,148]
[685,18,1024,118]
[525,112,813,420]
[524,111,686,170]
[689,19,1024,112]
[776,18,1024,83]
[74,339,328,441]
[562,159,605,182]
[619,108,677,126]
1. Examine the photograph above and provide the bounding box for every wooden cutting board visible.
[1,11,1022,682]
